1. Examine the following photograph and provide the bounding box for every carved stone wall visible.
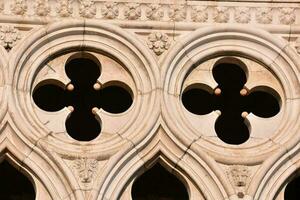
[0,0,300,200]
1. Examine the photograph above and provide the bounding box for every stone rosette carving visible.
[124,3,141,20]
[101,2,119,19]
[79,0,96,18]
[226,165,250,198]
[279,8,295,25]
[56,0,73,17]
[191,6,208,22]
[147,32,171,55]
[35,0,50,16]
[256,7,273,24]
[213,7,230,23]
[168,5,186,21]
[11,0,27,15]
[145,4,164,21]
[0,25,21,50]
[235,7,251,23]
[73,158,98,185]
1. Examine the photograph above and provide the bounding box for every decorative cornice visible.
[0,0,298,25]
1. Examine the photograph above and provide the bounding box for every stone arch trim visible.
[8,19,160,154]
[250,143,300,200]
[0,119,74,199]
[161,24,300,163]
[94,124,228,200]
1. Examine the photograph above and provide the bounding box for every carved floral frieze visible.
[101,2,119,19]
[213,7,230,23]
[191,6,209,23]
[124,3,141,20]
[145,4,164,21]
[11,0,27,15]
[79,0,96,18]
[168,5,186,22]
[256,7,273,24]
[0,1,298,25]
[235,7,251,23]
[56,0,73,17]
[35,0,50,16]
[279,8,296,25]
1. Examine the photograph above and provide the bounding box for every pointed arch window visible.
[284,175,300,200]
[0,160,35,200]
[131,163,189,200]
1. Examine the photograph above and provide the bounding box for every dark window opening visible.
[0,160,35,200]
[285,176,300,200]
[131,163,189,200]
[97,85,133,114]
[33,56,133,141]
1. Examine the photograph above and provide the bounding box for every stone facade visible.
[0,0,300,200]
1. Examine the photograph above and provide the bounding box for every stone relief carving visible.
[0,1,4,13]
[73,158,98,185]
[0,25,21,50]
[279,8,295,25]
[226,165,250,198]
[56,0,73,17]
[235,7,251,23]
[191,6,208,23]
[145,4,164,21]
[124,3,141,20]
[11,0,27,15]
[35,0,50,16]
[147,32,171,55]
[168,5,186,22]
[101,2,119,19]
[213,7,230,23]
[79,0,96,18]
[256,7,273,24]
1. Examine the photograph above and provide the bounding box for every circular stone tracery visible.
[182,59,280,144]
[32,52,133,141]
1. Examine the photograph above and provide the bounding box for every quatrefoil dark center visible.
[33,58,133,141]
[182,62,280,145]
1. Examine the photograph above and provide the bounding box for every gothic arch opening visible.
[284,175,300,200]
[0,160,35,200]
[131,163,189,200]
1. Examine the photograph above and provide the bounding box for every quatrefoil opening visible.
[182,59,281,145]
[33,56,133,141]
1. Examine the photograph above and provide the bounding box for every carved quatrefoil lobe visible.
[182,57,282,145]
[32,52,133,141]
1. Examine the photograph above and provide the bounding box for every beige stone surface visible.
[0,0,299,200]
